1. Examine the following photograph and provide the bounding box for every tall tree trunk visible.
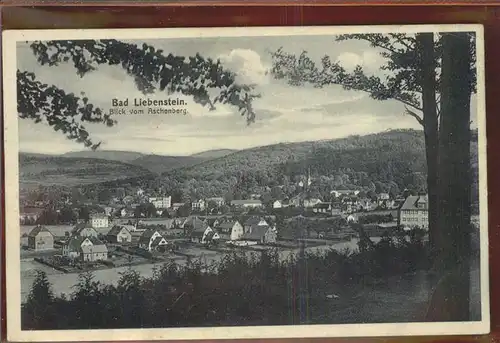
[432,32,472,321]
[417,33,440,254]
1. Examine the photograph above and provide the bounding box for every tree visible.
[176,203,192,218]
[98,189,112,203]
[59,206,77,224]
[19,39,260,150]
[269,34,442,249]
[430,32,473,321]
[269,32,476,256]
[71,271,103,327]
[36,209,59,225]
[24,270,55,328]
[78,206,90,222]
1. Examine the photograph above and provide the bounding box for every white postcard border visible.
[2,24,490,342]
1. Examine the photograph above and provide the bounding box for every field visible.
[19,153,153,188]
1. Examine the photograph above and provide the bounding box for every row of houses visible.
[26,194,430,258]
[183,215,277,246]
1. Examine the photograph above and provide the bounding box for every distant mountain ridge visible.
[61,150,145,162]
[19,154,153,189]
[20,148,238,175]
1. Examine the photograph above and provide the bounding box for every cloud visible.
[336,50,386,74]
[218,49,270,86]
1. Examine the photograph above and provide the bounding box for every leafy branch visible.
[19,39,260,149]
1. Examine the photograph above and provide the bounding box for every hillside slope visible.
[129,155,203,174]
[191,149,237,159]
[173,130,427,181]
[61,150,145,162]
[19,154,153,189]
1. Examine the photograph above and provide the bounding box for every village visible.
[20,171,432,275]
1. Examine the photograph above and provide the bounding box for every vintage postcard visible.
[3,25,489,341]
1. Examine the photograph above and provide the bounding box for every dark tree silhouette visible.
[18,39,259,150]
[429,32,474,321]
[23,271,55,328]
[269,32,476,257]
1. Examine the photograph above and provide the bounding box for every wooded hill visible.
[19,154,153,189]
[91,129,479,205]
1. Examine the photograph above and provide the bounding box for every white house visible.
[331,190,360,198]
[106,225,132,243]
[191,199,206,211]
[149,196,172,209]
[206,197,225,207]
[399,195,429,230]
[62,236,108,261]
[304,198,322,208]
[230,200,263,208]
[90,213,109,229]
[218,220,244,241]
[273,200,282,209]
[172,203,185,211]
[138,230,169,252]
[312,202,332,214]
[346,214,358,223]
[201,227,220,244]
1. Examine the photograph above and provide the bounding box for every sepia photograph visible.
[3,25,489,341]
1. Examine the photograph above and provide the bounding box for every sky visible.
[16,34,479,156]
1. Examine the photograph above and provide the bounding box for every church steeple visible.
[307,168,312,187]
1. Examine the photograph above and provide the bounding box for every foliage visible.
[22,240,433,329]
[23,271,55,328]
[19,39,259,149]
[270,32,477,122]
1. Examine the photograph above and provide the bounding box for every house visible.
[191,199,206,211]
[331,207,342,216]
[399,195,429,229]
[241,224,277,244]
[378,193,390,201]
[359,199,376,211]
[217,220,244,241]
[122,195,135,205]
[312,202,332,214]
[243,216,269,232]
[379,199,396,209]
[137,188,145,196]
[205,218,221,228]
[183,216,206,230]
[71,223,99,238]
[231,200,263,208]
[170,203,184,211]
[206,197,225,207]
[273,200,283,209]
[289,195,303,207]
[201,228,220,244]
[19,207,44,224]
[149,196,172,209]
[191,223,220,244]
[27,225,54,251]
[103,206,116,216]
[304,198,322,208]
[81,243,109,262]
[138,230,169,252]
[90,213,109,228]
[330,190,360,198]
[188,218,211,243]
[106,225,132,243]
[62,236,108,261]
[346,214,358,223]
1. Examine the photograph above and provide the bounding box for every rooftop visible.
[28,225,53,238]
[400,195,429,211]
